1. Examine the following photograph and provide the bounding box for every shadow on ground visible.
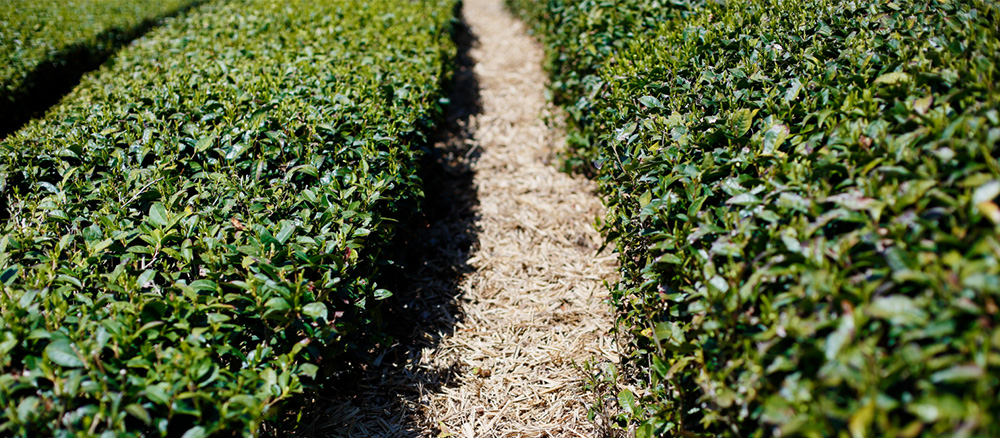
[277,10,483,438]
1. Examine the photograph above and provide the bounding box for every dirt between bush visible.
[296,0,620,436]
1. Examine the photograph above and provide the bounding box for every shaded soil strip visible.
[416,0,618,436]
[281,9,481,438]
[289,0,619,436]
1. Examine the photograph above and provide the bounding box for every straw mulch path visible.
[294,0,619,436]
[417,0,619,436]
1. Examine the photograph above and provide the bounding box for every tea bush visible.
[505,0,701,172]
[0,0,455,435]
[512,0,1000,436]
[0,0,202,135]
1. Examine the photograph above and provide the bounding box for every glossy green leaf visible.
[148,203,169,228]
[44,339,84,368]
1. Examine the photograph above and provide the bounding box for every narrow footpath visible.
[307,1,620,436]
[415,0,619,436]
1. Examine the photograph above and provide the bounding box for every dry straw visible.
[295,0,621,436]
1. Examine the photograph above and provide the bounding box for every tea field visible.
[2,0,999,436]
[509,0,1000,436]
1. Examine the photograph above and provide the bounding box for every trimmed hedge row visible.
[0,0,455,435]
[511,0,1000,436]
[0,0,202,136]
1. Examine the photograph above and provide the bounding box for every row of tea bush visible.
[0,0,456,435]
[509,0,1000,435]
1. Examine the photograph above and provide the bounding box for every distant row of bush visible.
[509,0,1000,435]
[0,0,204,135]
[0,0,456,435]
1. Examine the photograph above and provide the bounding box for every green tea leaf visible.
[848,401,874,438]
[265,297,291,312]
[730,109,758,137]
[145,384,170,406]
[45,339,83,368]
[180,427,207,438]
[125,403,152,425]
[931,365,984,383]
[276,221,296,245]
[639,95,662,108]
[873,71,911,85]
[618,388,636,415]
[302,302,328,320]
[868,296,927,326]
[195,137,215,153]
[148,203,169,228]
[0,266,17,285]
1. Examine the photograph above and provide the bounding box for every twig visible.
[121,176,164,208]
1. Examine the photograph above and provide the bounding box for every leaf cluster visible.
[504,0,704,173]
[0,0,456,435]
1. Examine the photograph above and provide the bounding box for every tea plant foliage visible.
[0,0,455,435]
[510,0,1000,436]
[506,0,702,172]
